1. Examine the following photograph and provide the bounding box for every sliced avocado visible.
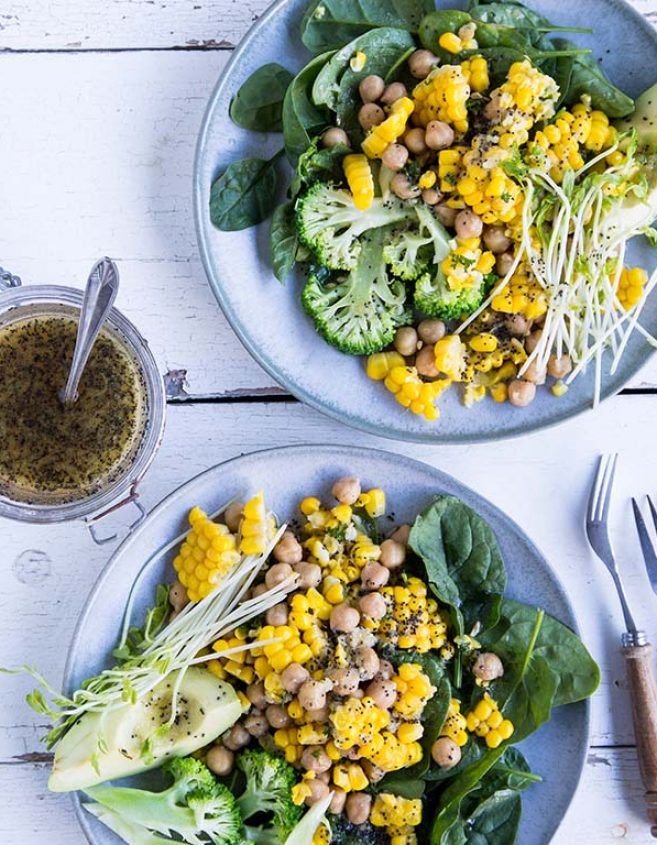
[617,81,657,151]
[48,667,242,793]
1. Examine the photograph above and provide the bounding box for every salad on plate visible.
[15,476,599,844]
[211,0,657,423]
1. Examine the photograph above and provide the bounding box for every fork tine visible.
[647,495,657,534]
[588,454,607,523]
[598,453,618,523]
[588,453,618,523]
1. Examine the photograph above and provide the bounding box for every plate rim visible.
[192,0,657,445]
[65,443,591,844]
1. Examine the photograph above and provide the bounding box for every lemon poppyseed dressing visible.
[0,314,146,503]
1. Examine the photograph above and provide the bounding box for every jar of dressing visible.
[0,277,166,537]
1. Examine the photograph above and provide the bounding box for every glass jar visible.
[0,281,166,531]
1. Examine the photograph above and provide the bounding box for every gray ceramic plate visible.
[194,0,657,443]
[66,445,590,845]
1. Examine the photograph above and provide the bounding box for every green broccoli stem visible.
[85,784,197,836]
[237,792,277,822]
[244,825,280,845]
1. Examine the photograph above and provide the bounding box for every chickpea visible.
[280,662,310,694]
[265,562,294,589]
[332,476,361,505]
[359,74,385,103]
[298,679,329,711]
[483,225,512,254]
[305,704,329,722]
[408,48,439,79]
[404,127,428,155]
[355,646,380,680]
[431,736,462,769]
[330,603,361,632]
[330,667,361,695]
[507,379,536,408]
[523,359,546,385]
[484,91,504,124]
[365,678,397,709]
[316,770,331,784]
[322,127,350,148]
[265,704,292,729]
[394,325,418,356]
[376,659,394,680]
[359,591,387,620]
[496,251,515,277]
[524,330,542,354]
[351,688,365,700]
[305,778,330,806]
[505,314,531,337]
[266,602,289,627]
[358,102,385,131]
[361,561,390,590]
[206,744,234,776]
[382,143,409,172]
[224,501,243,533]
[169,580,188,613]
[416,344,440,378]
[294,561,322,589]
[346,792,372,825]
[417,318,446,345]
[390,172,421,200]
[425,120,455,150]
[422,188,442,206]
[244,710,269,737]
[380,81,408,105]
[380,538,406,570]
[390,524,410,545]
[362,761,386,783]
[273,530,303,564]
[222,722,250,751]
[455,209,483,240]
[472,652,505,681]
[330,789,348,814]
[301,745,332,773]
[548,353,572,379]
[434,203,458,227]
[251,583,268,598]
[246,681,267,709]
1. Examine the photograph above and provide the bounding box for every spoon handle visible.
[60,257,120,404]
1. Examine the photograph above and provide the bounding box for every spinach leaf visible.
[301,0,433,54]
[270,202,298,283]
[290,137,350,197]
[419,10,472,59]
[312,28,415,115]
[426,736,484,783]
[210,151,282,231]
[283,52,334,164]
[464,790,522,845]
[229,63,294,132]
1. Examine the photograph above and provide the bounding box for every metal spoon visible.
[59,257,120,405]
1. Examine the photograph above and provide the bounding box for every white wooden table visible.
[2,1,657,841]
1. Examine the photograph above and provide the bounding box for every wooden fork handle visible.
[623,642,657,836]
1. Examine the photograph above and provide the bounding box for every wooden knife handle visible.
[623,642,657,836]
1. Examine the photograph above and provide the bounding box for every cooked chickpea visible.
[361,561,390,590]
[455,209,483,240]
[280,662,310,694]
[422,188,442,205]
[330,667,361,695]
[322,127,350,148]
[404,127,428,155]
[169,580,188,613]
[505,314,531,337]
[222,722,250,751]
[359,591,387,620]
[301,745,332,773]
[206,744,234,776]
[376,659,394,680]
[380,81,408,105]
[330,603,361,632]
[483,225,512,254]
[330,789,348,814]
[251,583,268,598]
[408,49,439,79]
[380,538,406,569]
[434,203,458,227]
[358,102,385,131]
[305,704,329,722]
[523,360,546,385]
[496,251,515,277]
[362,761,386,782]
[265,704,292,729]
[224,501,243,532]
[548,353,572,379]
[294,561,322,589]
[390,523,410,545]
[332,476,361,505]
[365,678,397,709]
[244,710,269,737]
[417,318,446,344]
[359,74,385,103]
[316,770,331,784]
[246,681,267,709]
[298,679,329,711]
[346,792,372,825]
[265,602,289,627]
[355,646,380,680]
[524,330,542,354]
[305,778,330,806]
[425,120,454,150]
[431,736,462,769]
[273,530,303,564]
[507,379,536,407]
[390,172,421,200]
[416,344,440,378]
[382,143,409,172]
[472,652,505,681]
[394,325,418,356]
[265,562,294,589]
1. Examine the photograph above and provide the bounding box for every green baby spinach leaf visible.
[229,63,294,132]
[301,0,434,54]
[418,10,472,59]
[210,151,283,231]
[283,52,335,163]
[290,137,350,197]
[270,201,298,283]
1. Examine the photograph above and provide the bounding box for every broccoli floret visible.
[383,202,452,282]
[414,270,488,320]
[296,182,411,271]
[302,228,410,355]
[83,756,243,845]
[328,814,389,845]
[236,749,302,843]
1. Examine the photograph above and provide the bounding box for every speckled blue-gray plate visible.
[67,446,590,844]
[194,0,657,443]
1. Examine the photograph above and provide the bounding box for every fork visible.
[632,496,657,596]
[587,454,657,836]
